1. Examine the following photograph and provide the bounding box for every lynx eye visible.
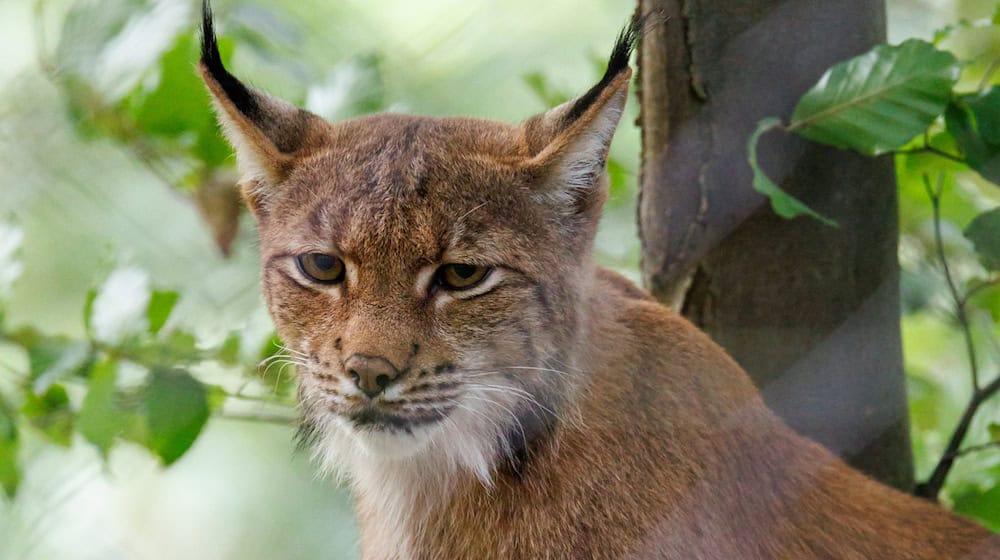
[437,263,491,291]
[296,253,345,284]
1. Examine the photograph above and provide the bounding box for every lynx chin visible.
[199,2,1000,558]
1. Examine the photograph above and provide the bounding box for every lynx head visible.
[200,1,640,484]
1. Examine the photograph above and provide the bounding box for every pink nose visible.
[344,354,400,398]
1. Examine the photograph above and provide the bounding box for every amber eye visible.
[296,253,345,284]
[437,263,491,291]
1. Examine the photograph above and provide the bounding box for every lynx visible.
[199,2,1000,558]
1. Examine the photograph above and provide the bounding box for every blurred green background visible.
[0,0,999,558]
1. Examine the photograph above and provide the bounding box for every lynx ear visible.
[198,0,326,211]
[522,18,641,211]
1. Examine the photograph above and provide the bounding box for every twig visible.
[917,375,1000,500]
[924,174,981,391]
[915,173,1000,500]
[960,277,1000,306]
[226,392,292,406]
[949,440,1000,460]
[218,411,296,425]
[897,146,966,164]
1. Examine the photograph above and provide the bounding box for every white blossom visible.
[90,266,151,344]
[0,222,24,297]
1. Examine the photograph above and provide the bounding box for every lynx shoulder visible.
[198,2,1000,558]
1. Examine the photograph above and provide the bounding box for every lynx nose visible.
[345,354,400,398]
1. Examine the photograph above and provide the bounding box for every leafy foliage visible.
[747,118,837,225]
[144,367,210,465]
[965,208,1000,271]
[743,12,1000,526]
[0,252,296,497]
[788,40,960,155]
[946,88,1000,183]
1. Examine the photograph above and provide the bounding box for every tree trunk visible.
[637,0,914,490]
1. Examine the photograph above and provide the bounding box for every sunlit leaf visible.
[83,288,97,338]
[146,290,179,335]
[144,367,209,465]
[131,35,206,137]
[121,329,202,368]
[964,208,1000,271]
[747,118,837,226]
[216,333,241,367]
[22,385,74,447]
[203,384,229,410]
[0,395,18,498]
[125,32,234,168]
[895,131,971,230]
[606,157,630,202]
[77,359,121,457]
[789,39,959,156]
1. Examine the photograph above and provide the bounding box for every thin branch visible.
[950,440,1000,460]
[917,374,1000,500]
[897,146,966,164]
[217,411,296,425]
[225,392,292,406]
[925,174,981,391]
[915,173,1000,500]
[960,277,1000,306]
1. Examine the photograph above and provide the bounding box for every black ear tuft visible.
[563,11,661,124]
[201,0,260,119]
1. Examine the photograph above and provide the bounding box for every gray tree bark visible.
[637,0,914,489]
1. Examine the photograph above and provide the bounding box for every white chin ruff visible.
[310,399,512,487]
[348,420,440,460]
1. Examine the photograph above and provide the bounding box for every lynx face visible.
[200,2,637,480]
[260,116,592,469]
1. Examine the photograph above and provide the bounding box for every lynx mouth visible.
[348,406,452,432]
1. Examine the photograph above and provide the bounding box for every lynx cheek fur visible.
[199,3,1000,559]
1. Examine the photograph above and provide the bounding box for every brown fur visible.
[199,5,1000,558]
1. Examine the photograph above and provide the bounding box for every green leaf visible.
[131,35,211,137]
[77,359,121,457]
[22,385,74,447]
[146,290,179,335]
[124,329,202,367]
[0,395,18,498]
[964,208,1000,271]
[216,333,241,367]
[789,39,960,156]
[747,118,837,226]
[83,288,97,338]
[945,88,1000,184]
[127,33,235,169]
[522,72,571,107]
[6,328,89,391]
[989,423,1000,441]
[144,368,209,465]
[952,477,1000,533]
[203,384,229,410]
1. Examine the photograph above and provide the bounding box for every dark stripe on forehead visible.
[305,201,346,247]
